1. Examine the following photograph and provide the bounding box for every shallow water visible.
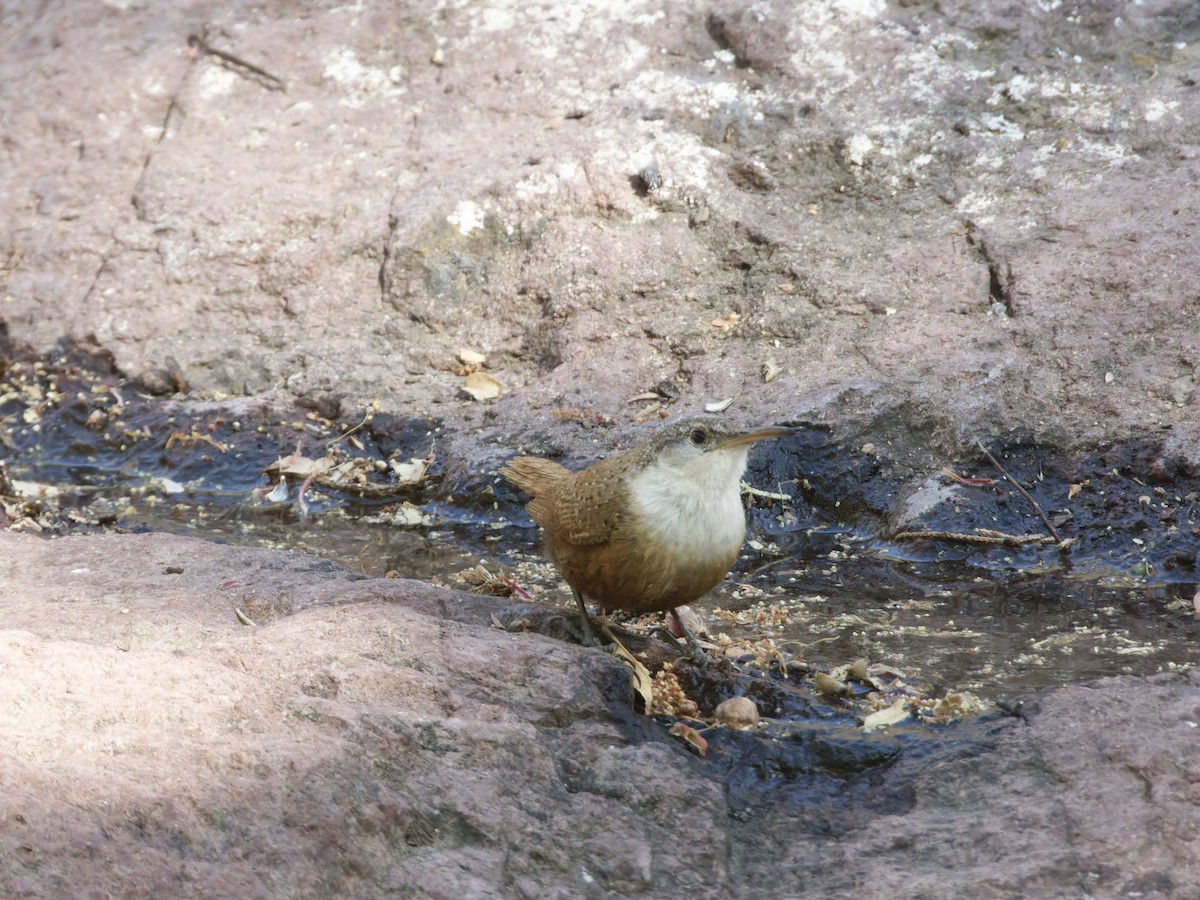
[113,483,1199,704]
[3,360,1197,706]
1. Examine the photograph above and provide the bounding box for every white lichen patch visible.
[1144,98,1178,123]
[198,65,239,99]
[457,0,661,51]
[846,134,875,167]
[323,48,406,109]
[447,200,487,236]
[978,113,1026,141]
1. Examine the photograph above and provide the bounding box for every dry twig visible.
[188,29,287,92]
[975,440,1073,560]
[893,529,1055,549]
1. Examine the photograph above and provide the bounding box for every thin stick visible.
[740,483,793,502]
[188,31,287,92]
[975,440,1071,556]
[893,529,1055,548]
[327,402,377,446]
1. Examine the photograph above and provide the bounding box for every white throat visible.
[628,447,750,563]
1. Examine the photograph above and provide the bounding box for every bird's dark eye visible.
[690,428,707,446]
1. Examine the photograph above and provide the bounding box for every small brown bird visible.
[500,417,794,644]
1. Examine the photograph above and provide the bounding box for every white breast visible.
[628,447,750,566]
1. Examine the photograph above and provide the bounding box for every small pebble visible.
[714,696,759,730]
[638,164,662,192]
[814,672,851,697]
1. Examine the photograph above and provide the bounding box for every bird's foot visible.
[668,609,715,666]
[683,636,714,667]
[646,624,681,645]
[575,615,603,648]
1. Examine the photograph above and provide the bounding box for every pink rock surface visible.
[2,530,1198,897]
[1,0,1196,468]
[3,0,1200,894]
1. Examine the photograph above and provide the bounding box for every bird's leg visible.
[670,608,710,663]
[571,586,601,647]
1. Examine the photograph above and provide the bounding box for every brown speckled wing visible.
[548,455,628,546]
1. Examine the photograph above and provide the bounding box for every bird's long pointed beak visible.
[717,424,797,450]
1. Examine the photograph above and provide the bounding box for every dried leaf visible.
[463,372,504,401]
[762,358,782,382]
[862,700,910,732]
[452,563,528,599]
[710,312,740,330]
[390,456,430,485]
[321,458,375,490]
[370,503,432,527]
[668,722,708,756]
[268,451,336,479]
[671,605,706,640]
[152,476,186,496]
[164,430,228,453]
[814,672,851,697]
[941,467,994,486]
[705,398,734,413]
[10,480,61,500]
[458,348,486,366]
[601,623,653,712]
[264,478,289,503]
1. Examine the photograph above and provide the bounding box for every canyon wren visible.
[500,417,795,643]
